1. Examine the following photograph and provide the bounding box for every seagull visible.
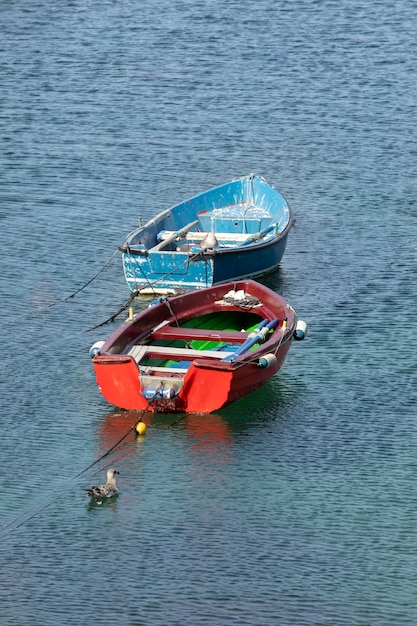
[86,468,119,499]
[200,232,218,251]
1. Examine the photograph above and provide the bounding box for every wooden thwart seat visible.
[143,345,235,359]
[157,230,254,243]
[140,365,189,374]
[151,325,249,343]
[127,343,235,363]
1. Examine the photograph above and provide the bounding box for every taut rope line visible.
[85,289,139,332]
[0,409,151,540]
[85,251,205,332]
[46,248,121,309]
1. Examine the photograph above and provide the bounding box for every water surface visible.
[1,1,417,624]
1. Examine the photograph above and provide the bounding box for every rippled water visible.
[1,0,417,624]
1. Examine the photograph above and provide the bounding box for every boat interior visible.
[124,309,267,388]
[153,204,277,252]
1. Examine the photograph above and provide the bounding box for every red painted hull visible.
[92,280,300,414]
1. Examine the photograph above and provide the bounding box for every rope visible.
[47,248,121,309]
[0,405,192,540]
[161,298,180,327]
[125,247,154,293]
[125,248,207,292]
[85,289,139,332]
[0,409,150,540]
[85,251,206,332]
[72,420,141,479]
[166,414,187,429]
[272,318,288,356]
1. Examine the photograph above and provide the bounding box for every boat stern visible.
[92,354,149,410]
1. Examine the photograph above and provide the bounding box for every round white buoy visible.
[89,340,105,358]
[294,320,308,341]
[258,353,278,368]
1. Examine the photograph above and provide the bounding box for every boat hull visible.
[91,280,305,414]
[93,341,291,414]
[121,174,294,294]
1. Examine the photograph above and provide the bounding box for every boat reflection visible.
[97,410,151,455]
[180,413,233,464]
[96,408,233,462]
[94,376,298,464]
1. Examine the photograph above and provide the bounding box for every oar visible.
[152,220,199,251]
[238,223,276,247]
[223,318,279,361]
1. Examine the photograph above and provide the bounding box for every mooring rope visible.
[46,248,121,309]
[125,247,155,293]
[272,318,289,356]
[0,410,151,540]
[0,405,191,540]
[85,251,207,332]
[161,297,180,327]
[34,239,203,316]
[85,289,139,332]
[128,250,207,289]
[165,414,188,429]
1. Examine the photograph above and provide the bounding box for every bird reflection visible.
[87,496,119,513]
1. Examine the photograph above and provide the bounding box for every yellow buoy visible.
[135,421,147,435]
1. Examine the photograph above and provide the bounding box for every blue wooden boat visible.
[120,174,294,294]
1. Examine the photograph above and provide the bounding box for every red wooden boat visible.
[90,280,307,414]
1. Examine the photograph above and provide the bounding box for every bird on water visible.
[86,468,119,499]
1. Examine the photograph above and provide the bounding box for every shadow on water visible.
[260,265,291,295]
[214,376,301,428]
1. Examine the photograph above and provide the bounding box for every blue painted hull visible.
[121,174,294,293]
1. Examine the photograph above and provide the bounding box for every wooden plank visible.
[141,345,234,359]
[127,345,148,362]
[158,230,252,242]
[146,345,235,359]
[152,325,249,343]
[128,341,235,363]
[140,365,189,374]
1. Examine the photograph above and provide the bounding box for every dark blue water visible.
[1,0,417,624]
